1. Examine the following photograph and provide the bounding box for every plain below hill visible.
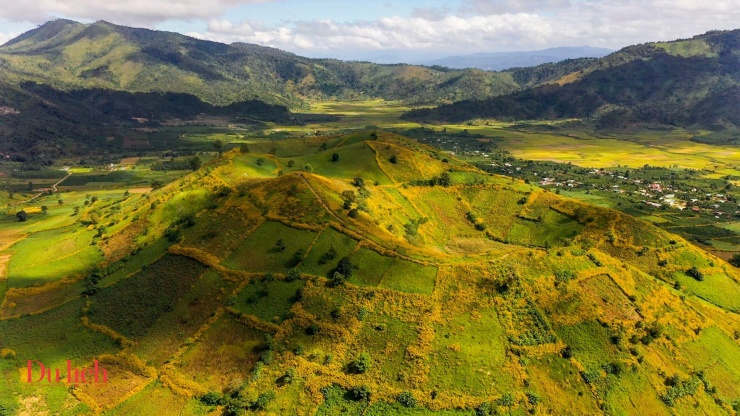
[403,29,740,131]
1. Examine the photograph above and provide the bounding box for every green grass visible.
[315,385,369,416]
[673,271,740,312]
[221,153,278,182]
[379,260,437,295]
[682,326,740,403]
[87,255,208,339]
[554,320,621,369]
[507,210,584,247]
[222,221,318,273]
[299,228,359,277]
[366,402,475,415]
[103,382,208,416]
[428,308,511,396]
[231,277,305,323]
[281,141,393,185]
[5,225,103,287]
[102,238,171,288]
[353,313,419,388]
[0,298,120,415]
[177,314,266,392]
[348,248,395,287]
[132,270,237,365]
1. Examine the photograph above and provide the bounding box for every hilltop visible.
[1,131,739,415]
[403,29,740,130]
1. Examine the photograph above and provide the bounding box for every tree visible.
[287,160,295,168]
[331,153,340,162]
[389,155,398,164]
[58,199,63,205]
[336,257,353,278]
[239,143,250,153]
[16,210,28,222]
[188,156,202,171]
[304,164,313,173]
[41,206,48,215]
[212,139,224,156]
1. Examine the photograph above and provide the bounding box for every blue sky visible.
[1,0,739,62]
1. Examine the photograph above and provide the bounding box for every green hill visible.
[403,29,740,130]
[0,19,565,107]
[1,132,739,415]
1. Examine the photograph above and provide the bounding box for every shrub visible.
[397,391,416,408]
[253,391,276,410]
[286,268,301,282]
[497,393,515,406]
[351,352,372,373]
[283,368,297,384]
[200,391,224,406]
[686,266,704,281]
[350,385,371,401]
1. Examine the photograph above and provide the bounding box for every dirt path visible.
[14,172,71,205]
[298,173,345,223]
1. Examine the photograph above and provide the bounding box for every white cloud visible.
[0,0,273,25]
[190,0,740,56]
[197,13,556,53]
[0,32,20,45]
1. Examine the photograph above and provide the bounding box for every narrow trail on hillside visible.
[13,172,71,205]
[298,173,344,223]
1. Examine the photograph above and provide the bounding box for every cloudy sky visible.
[1,0,739,61]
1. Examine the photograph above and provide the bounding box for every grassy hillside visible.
[403,29,740,130]
[0,131,739,415]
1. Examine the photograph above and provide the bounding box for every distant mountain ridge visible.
[417,46,613,71]
[403,29,740,130]
[0,19,586,108]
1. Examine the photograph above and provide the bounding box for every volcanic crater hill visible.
[403,29,740,130]
[1,131,740,415]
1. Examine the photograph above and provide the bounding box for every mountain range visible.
[403,30,740,130]
[416,46,613,71]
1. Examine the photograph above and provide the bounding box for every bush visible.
[497,393,515,407]
[389,155,398,164]
[350,385,371,401]
[686,266,704,281]
[286,268,301,282]
[351,352,372,373]
[253,391,276,410]
[200,391,224,406]
[283,368,297,384]
[397,391,416,408]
